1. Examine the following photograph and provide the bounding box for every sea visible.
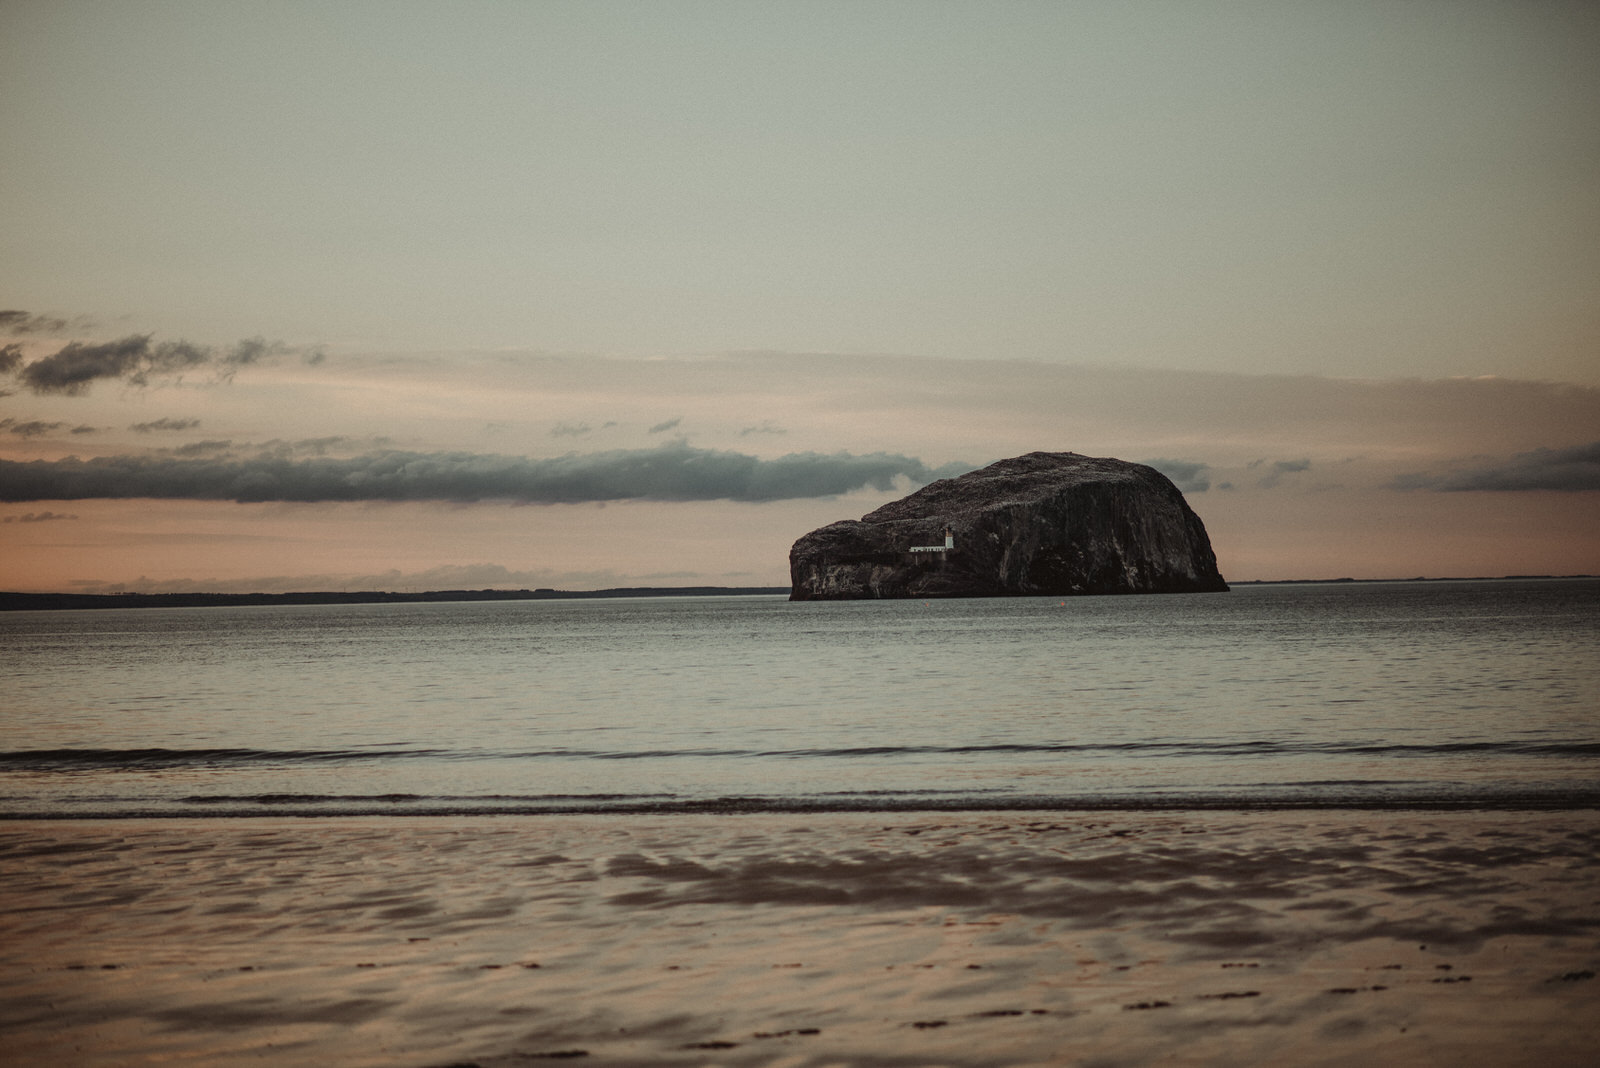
[2,579,1597,819]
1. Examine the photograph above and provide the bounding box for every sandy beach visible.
[2,811,1597,1067]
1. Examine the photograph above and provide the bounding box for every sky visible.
[2,1,1597,592]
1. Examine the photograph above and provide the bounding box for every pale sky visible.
[2,1,1597,591]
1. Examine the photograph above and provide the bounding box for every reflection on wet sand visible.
[2,811,1597,1066]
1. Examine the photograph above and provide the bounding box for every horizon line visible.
[4,574,1597,611]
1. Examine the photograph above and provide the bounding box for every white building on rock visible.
[909,528,954,553]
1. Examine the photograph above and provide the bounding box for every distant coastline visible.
[1231,574,1596,585]
[0,587,792,611]
[1,575,1593,610]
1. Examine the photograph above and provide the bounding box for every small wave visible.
[498,740,1600,760]
[814,788,1013,797]
[6,786,1600,820]
[3,739,1597,773]
[0,747,444,771]
[178,792,674,806]
[749,740,1600,759]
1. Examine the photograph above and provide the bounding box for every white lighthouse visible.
[909,527,954,553]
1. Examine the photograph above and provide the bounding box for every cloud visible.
[11,333,313,395]
[251,435,386,458]
[222,336,279,368]
[131,417,201,433]
[550,421,617,437]
[332,562,594,592]
[1,418,69,438]
[214,336,307,380]
[551,422,592,437]
[2,510,77,523]
[1392,441,1600,492]
[0,443,974,504]
[0,344,22,374]
[172,440,236,456]
[740,421,787,437]
[1257,457,1311,489]
[648,417,682,434]
[1141,458,1209,493]
[0,310,75,335]
[18,335,192,394]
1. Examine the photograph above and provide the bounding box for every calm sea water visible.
[2,580,1597,818]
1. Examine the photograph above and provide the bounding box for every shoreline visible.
[5,809,1597,1066]
[7,790,1600,821]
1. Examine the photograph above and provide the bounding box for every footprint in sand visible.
[752,1028,820,1039]
[1550,970,1595,983]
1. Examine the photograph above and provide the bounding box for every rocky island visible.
[789,451,1227,600]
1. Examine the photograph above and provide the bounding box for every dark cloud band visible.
[130,418,202,433]
[0,444,974,504]
[0,310,74,335]
[1393,442,1600,492]
[5,333,305,395]
[1142,458,1209,493]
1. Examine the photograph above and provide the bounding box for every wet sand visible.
[2,811,1597,1066]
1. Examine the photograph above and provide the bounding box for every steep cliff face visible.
[789,451,1228,600]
